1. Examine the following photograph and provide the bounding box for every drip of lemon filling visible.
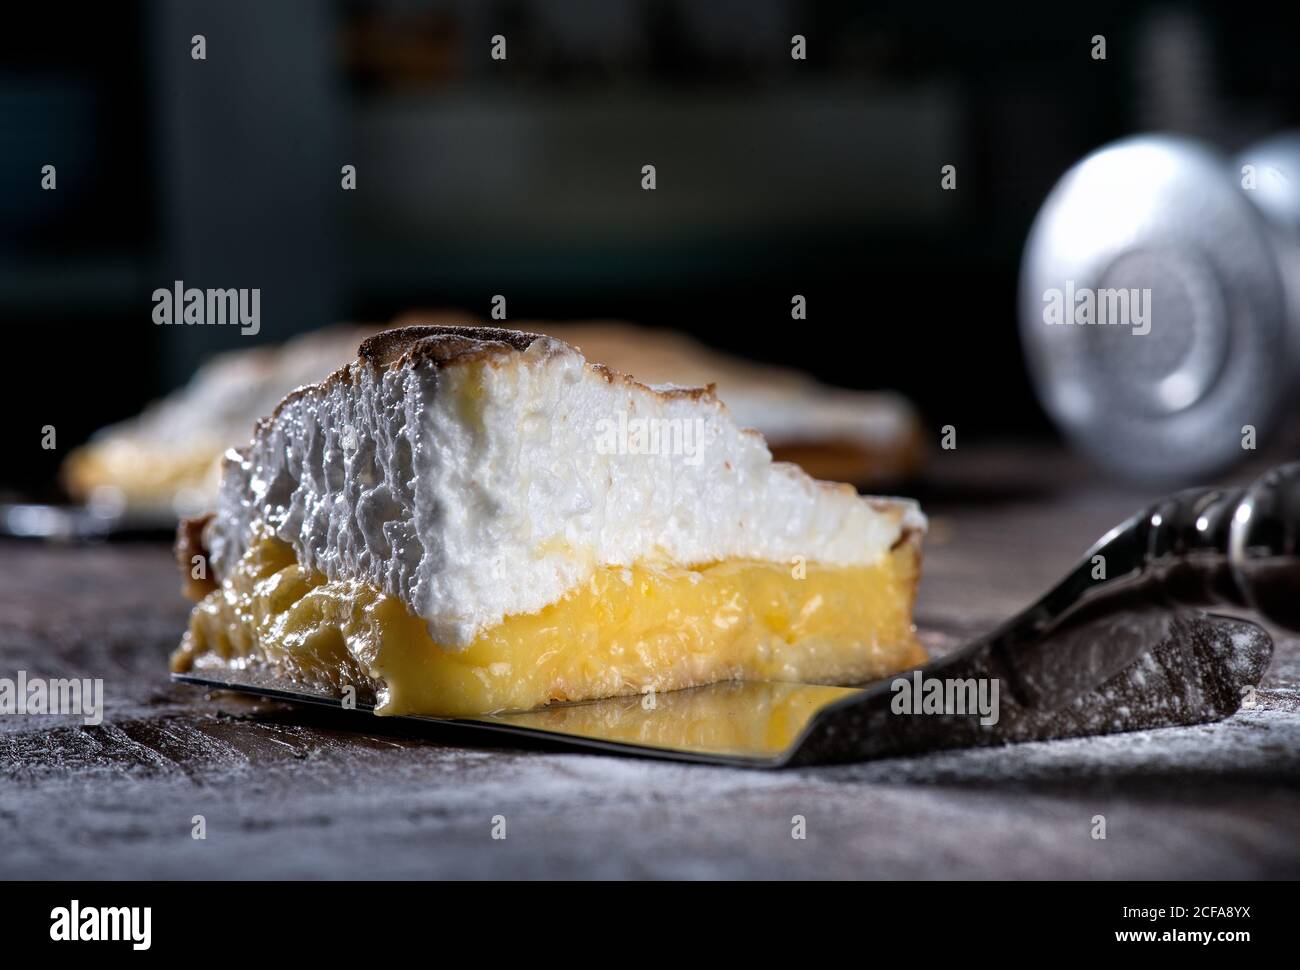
[173,535,924,716]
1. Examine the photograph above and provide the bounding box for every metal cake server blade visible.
[173,463,1300,767]
[172,669,860,766]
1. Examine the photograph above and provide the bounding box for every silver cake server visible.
[173,463,1300,767]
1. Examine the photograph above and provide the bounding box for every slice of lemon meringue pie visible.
[172,326,926,716]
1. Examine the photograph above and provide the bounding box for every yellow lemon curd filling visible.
[172,534,924,717]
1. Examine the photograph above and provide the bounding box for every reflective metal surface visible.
[173,670,860,766]
[1020,135,1291,483]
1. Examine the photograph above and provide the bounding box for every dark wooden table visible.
[3,446,1298,879]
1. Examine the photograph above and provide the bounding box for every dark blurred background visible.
[3,0,1298,498]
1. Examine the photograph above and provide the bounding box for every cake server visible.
[174,463,1300,767]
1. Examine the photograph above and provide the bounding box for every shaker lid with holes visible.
[1019,135,1290,483]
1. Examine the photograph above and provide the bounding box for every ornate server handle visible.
[1134,462,1300,629]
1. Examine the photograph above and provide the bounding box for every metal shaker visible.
[1019,133,1300,484]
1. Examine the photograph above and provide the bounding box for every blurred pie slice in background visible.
[61,326,378,518]
[63,312,924,518]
